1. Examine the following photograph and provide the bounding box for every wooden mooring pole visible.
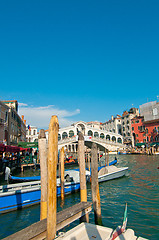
[91,143,102,225]
[38,129,47,221]
[60,147,65,202]
[78,132,89,222]
[47,116,59,240]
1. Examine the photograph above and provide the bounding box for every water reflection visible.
[0,155,158,239]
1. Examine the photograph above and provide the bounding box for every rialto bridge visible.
[57,121,125,152]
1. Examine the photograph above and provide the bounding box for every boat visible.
[56,204,147,240]
[9,159,118,183]
[0,170,89,214]
[97,165,128,183]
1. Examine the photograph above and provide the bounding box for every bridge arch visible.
[100,133,104,139]
[117,137,122,143]
[94,131,99,138]
[69,130,74,138]
[112,136,116,142]
[106,135,110,140]
[58,134,61,141]
[62,132,68,139]
[88,130,93,136]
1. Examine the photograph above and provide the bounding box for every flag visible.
[28,125,31,131]
[108,203,128,240]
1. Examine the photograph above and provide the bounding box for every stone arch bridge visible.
[58,121,125,152]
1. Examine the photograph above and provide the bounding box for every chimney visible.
[21,115,24,122]
[111,115,114,120]
[24,120,26,125]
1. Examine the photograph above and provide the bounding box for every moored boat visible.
[0,170,88,214]
[97,165,128,183]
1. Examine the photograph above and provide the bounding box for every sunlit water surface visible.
[0,155,158,239]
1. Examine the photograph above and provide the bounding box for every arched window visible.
[117,138,122,143]
[88,130,93,136]
[106,135,110,140]
[112,136,116,142]
[58,134,61,141]
[100,133,104,139]
[69,130,74,138]
[62,132,68,139]
[94,132,99,138]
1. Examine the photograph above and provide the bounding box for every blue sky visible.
[0,0,159,129]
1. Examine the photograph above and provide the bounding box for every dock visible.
[3,202,92,240]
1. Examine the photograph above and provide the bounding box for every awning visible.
[18,142,38,148]
[5,145,20,152]
[135,143,146,146]
[0,143,5,152]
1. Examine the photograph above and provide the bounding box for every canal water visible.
[0,155,158,239]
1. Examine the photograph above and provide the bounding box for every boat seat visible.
[98,167,108,176]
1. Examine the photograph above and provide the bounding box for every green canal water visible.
[0,155,159,240]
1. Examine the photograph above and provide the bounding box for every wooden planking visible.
[3,202,92,240]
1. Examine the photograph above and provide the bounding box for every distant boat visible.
[97,165,128,183]
[0,170,89,214]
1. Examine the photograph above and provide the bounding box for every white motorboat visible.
[56,222,147,240]
[97,165,128,183]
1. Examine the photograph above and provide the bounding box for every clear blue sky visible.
[0,0,159,128]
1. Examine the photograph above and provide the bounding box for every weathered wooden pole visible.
[38,129,47,221]
[105,148,106,167]
[91,143,102,225]
[107,150,109,166]
[78,132,89,222]
[47,116,59,240]
[60,147,65,201]
[88,153,90,171]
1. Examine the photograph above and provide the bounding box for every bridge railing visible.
[58,136,124,147]
[90,137,124,147]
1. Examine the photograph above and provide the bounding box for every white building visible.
[102,115,122,135]
[26,126,38,142]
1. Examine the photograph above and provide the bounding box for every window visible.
[132,127,134,131]
[132,121,134,124]
[123,127,125,131]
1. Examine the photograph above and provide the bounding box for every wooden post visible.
[60,147,65,201]
[91,143,102,225]
[38,129,47,221]
[47,116,59,240]
[88,153,90,171]
[107,150,109,166]
[105,148,106,167]
[78,132,89,222]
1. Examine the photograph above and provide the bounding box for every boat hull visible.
[0,182,80,214]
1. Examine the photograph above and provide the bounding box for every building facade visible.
[121,108,139,146]
[0,101,9,144]
[1,100,26,145]
[102,115,122,135]
[26,126,38,142]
